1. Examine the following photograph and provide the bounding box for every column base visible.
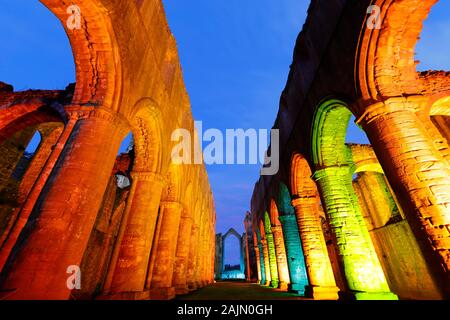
[149,287,176,300]
[97,290,150,300]
[306,286,340,300]
[278,282,289,291]
[175,285,189,295]
[264,280,270,286]
[289,283,307,296]
[270,280,279,288]
[354,291,399,300]
[188,282,198,291]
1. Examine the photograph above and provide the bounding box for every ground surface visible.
[177,281,308,300]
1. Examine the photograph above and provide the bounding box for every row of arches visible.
[0,0,215,300]
[245,96,449,300]
[244,0,449,300]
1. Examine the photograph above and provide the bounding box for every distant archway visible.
[216,228,245,280]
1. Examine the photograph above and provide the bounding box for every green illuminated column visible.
[313,166,398,300]
[264,212,279,288]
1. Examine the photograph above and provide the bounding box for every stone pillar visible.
[0,107,128,300]
[313,166,397,300]
[187,224,199,290]
[106,171,165,298]
[0,124,67,271]
[260,238,272,286]
[278,214,309,295]
[172,214,193,294]
[263,215,279,288]
[191,225,202,288]
[244,232,251,281]
[150,201,183,299]
[252,232,262,283]
[271,225,290,290]
[358,97,450,296]
[257,237,266,285]
[16,125,64,204]
[194,222,205,287]
[353,172,401,229]
[197,222,208,287]
[291,197,339,300]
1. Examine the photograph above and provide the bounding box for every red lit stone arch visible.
[40,0,120,109]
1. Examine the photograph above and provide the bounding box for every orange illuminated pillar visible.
[252,231,262,283]
[0,124,65,271]
[186,224,199,290]
[172,212,193,294]
[358,97,450,296]
[292,197,339,299]
[150,201,183,299]
[0,107,128,300]
[106,171,165,298]
[269,201,290,289]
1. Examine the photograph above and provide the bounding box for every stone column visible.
[187,224,199,290]
[358,97,450,296]
[0,124,66,271]
[172,213,193,294]
[106,171,165,298]
[0,106,128,300]
[252,232,262,284]
[263,216,279,288]
[194,222,206,288]
[291,197,339,300]
[260,238,272,286]
[244,232,251,281]
[257,238,266,285]
[353,172,401,229]
[313,166,397,300]
[271,225,290,290]
[150,201,183,299]
[278,214,309,295]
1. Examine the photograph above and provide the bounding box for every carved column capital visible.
[312,166,351,181]
[356,96,428,126]
[64,105,130,135]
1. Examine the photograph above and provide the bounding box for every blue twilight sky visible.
[1,1,449,266]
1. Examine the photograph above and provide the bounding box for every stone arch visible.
[129,98,165,174]
[288,152,340,298]
[311,99,353,169]
[348,144,384,174]
[311,99,396,299]
[0,102,66,145]
[290,153,320,199]
[40,0,121,108]
[357,0,441,99]
[267,198,290,289]
[221,228,245,280]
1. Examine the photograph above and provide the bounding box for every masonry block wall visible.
[245,0,450,300]
[0,0,215,300]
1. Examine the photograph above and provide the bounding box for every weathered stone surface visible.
[0,0,215,300]
[246,0,449,300]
